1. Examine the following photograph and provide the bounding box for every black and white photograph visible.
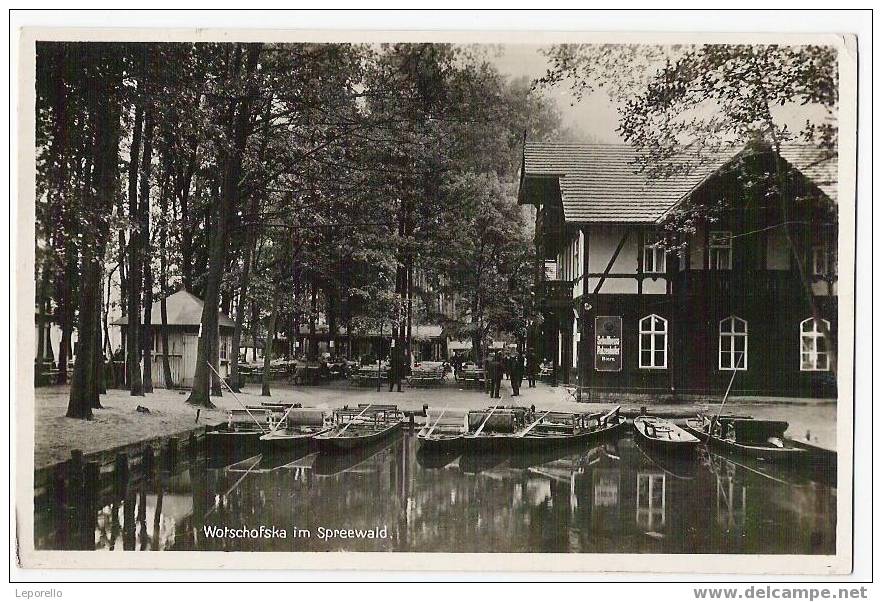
[12,18,862,578]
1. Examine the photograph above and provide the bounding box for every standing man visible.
[510,351,524,397]
[492,351,504,399]
[485,350,495,397]
[387,346,396,392]
[526,350,538,388]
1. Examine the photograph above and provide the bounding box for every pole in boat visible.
[424,406,449,438]
[709,352,743,435]
[265,402,303,438]
[206,361,266,434]
[517,411,551,438]
[599,405,621,426]
[335,403,373,438]
[473,405,499,437]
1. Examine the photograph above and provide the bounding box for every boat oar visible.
[708,352,743,438]
[473,406,498,437]
[264,402,302,439]
[206,361,266,434]
[334,403,373,438]
[517,411,551,438]
[425,407,448,438]
[599,405,621,426]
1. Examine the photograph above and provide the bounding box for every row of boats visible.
[206,401,821,465]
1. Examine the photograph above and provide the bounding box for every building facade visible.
[519,142,838,399]
[113,289,234,388]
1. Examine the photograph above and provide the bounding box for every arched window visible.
[639,314,667,369]
[800,318,831,371]
[719,316,747,371]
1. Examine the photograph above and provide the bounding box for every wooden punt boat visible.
[205,406,284,457]
[683,413,808,463]
[460,406,530,452]
[633,415,700,454]
[511,406,625,450]
[259,407,333,453]
[314,404,405,451]
[416,409,468,453]
[312,432,403,476]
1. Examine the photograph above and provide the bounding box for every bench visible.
[349,369,388,386]
[408,368,444,388]
[457,370,485,387]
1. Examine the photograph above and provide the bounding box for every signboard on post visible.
[595,316,622,372]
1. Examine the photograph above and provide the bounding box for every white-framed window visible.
[643,240,667,274]
[800,318,831,371]
[709,230,732,270]
[639,314,668,369]
[572,236,581,280]
[719,315,747,371]
[812,245,837,277]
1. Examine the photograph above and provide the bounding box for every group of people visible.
[449,349,540,399]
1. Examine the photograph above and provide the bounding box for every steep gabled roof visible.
[112,289,235,329]
[520,142,837,224]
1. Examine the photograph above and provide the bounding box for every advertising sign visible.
[595,316,622,372]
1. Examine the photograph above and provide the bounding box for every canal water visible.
[35,433,836,554]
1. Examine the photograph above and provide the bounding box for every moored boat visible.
[461,406,530,452]
[511,406,626,450]
[683,413,808,463]
[205,406,285,457]
[314,404,405,451]
[258,407,333,453]
[633,415,700,454]
[417,409,468,452]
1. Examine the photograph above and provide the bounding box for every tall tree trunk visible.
[126,100,144,396]
[91,271,106,405]
[158,165,174,389]
[230,247,253,392]
[142,265,154,392]
[261,303,278,397]
[188,43,262,407]
[69,258,100,419]
[140,108,155,393]
[308,278,317,361]
[67,58,120,418]
[251,298,259,363]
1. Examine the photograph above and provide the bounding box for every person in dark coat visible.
[526,351,538,388]
[510,352,525,396]
[492,351,504,399]
[484,352,495,396]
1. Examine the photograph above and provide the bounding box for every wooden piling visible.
[81,461,99,550]
[52,462,68,549]
[142,446,155,478]
[67,450,85,549]
[165,437,179,471]
[114,452,129,498]
[122,488,136,551]
[187,431,198,462]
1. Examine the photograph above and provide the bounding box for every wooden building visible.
[113,289,235,388]
[518,142,838,399]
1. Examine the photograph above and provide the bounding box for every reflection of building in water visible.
[714,462,747,532]
[593,468,619,509]
[636,472,666,531]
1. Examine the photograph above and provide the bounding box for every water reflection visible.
[35,434,836,554]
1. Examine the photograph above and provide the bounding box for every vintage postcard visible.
[13,25,858,575]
